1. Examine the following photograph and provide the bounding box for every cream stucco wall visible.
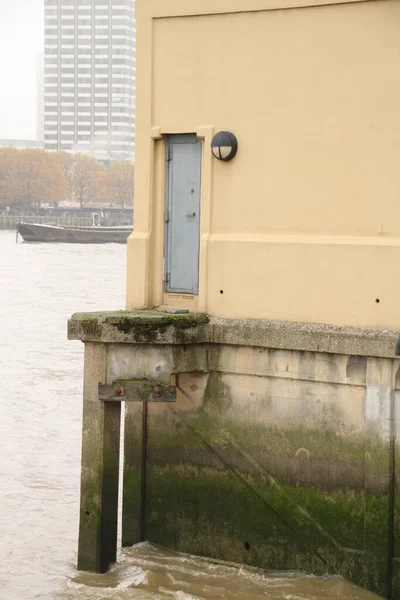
[127,0,400,328]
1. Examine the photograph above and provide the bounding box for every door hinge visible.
[163,257,170,283]
[164,210,171,224]
[166,146,173,162]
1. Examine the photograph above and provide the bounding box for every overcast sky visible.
[0,0,44,140]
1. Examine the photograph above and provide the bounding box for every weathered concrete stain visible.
[70,312,400,598]
[122,402,143,548]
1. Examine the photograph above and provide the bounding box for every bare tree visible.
[57,153,103,208]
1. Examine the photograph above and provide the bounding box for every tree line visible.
[0,148,134,209]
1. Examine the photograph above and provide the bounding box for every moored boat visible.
[17,222,132,244]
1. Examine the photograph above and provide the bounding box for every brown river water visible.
[0,230,382,600]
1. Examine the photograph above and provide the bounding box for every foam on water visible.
[62,544,382,599]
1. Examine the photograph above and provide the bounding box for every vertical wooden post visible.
[122,402,144,547]
[77,342,121,573]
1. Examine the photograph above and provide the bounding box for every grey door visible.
[164,134,202,294]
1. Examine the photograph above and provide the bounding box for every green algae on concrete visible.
[122,402,144,547]
[78,318,103,338]
[68,310,210,344]
[69,312,400,355]
[113,312,209,342]
[71,314,400,597]
[144,393,392,598]
[145,464,333,572]
[147,410,386,492]
[77,343,122,574]
[144,462,389,596]
[79,401,121,574]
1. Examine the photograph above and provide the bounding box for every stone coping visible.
[68,310,400,358]
[68,311,211,346]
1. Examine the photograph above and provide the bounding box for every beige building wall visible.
[127,0,400,328]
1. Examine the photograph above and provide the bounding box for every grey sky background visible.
[0,0,44,140]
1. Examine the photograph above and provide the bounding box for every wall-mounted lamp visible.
[211,131,238,162]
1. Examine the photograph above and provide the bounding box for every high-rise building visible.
[44,0,135,162]
[36,53,45,142]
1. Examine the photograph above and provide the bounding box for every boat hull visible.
[17,223,132,244]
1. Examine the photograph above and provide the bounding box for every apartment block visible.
[44,0,135,161]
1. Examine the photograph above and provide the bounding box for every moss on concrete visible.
[204,371,232,412]
[144,464,389,597]
[122,404,143,547]
[142,400,391,597]
[147,407,388,490]
[69,310,210,344]
[69,311,400,357]
[80,479,101,526]
[122,471,142,547]
[78,479,101,572]
[79,318,103,338]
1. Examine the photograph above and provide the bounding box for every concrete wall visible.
[127,0,400,328]
[115,346,397,597]
[69,312,400,597]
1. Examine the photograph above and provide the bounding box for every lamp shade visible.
[211,131,238,162]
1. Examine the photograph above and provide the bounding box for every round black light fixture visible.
[211,131,238,162]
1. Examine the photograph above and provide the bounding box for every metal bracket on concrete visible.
[98,377,177,403]
[90,374,178,556]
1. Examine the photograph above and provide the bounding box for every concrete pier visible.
[69,311,400,597]
[77,343,121,573]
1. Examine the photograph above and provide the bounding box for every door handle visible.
[186,212,196,218]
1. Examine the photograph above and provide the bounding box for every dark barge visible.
[17,222,132,244]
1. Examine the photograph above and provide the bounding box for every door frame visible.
[149,126,215,311]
